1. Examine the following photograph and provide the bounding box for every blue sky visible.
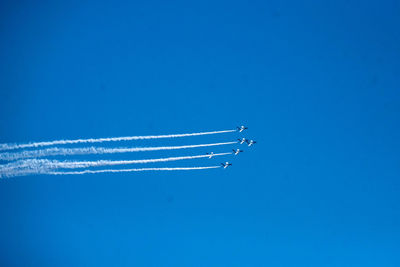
[0,1,399,266]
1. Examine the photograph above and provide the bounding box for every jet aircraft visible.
[233,149,243,155]
[206,152,214,158]
[221,162,232,169]
[238,138,247,144]
[246,140,257,146]
[236,126,248,132]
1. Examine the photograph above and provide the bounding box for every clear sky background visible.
[0,1,399,266]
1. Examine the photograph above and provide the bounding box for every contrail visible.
[0,141,237,161]
[48,166,221,175]
[0,129,236,151]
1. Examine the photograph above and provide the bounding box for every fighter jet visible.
[236,126,248,132]
[206,152,214,158]
[246,140,257,146]
[232,149,243,155]
[221,162,232,169]
[237,138,247,144]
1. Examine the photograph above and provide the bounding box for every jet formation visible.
[216,125,256,169]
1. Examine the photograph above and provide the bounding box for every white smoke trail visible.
[0,129,236,151]
[0,153,231,178]
[2,152,230,171]
[0,141,237,161]
[0,159,52,178]
[41,152,232,169]
[0,161,221,178]
[49,166,221,176]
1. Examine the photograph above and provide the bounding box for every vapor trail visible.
[0,142,237,161]
[49,166,221,175]
[0,129,236,151]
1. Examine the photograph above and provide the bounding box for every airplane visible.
[206,152,214,158]
[232,149,243,155]
[246,140,257,146]
[221,162,232,169]
[237,138,247,144]
[236,126,248,132]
